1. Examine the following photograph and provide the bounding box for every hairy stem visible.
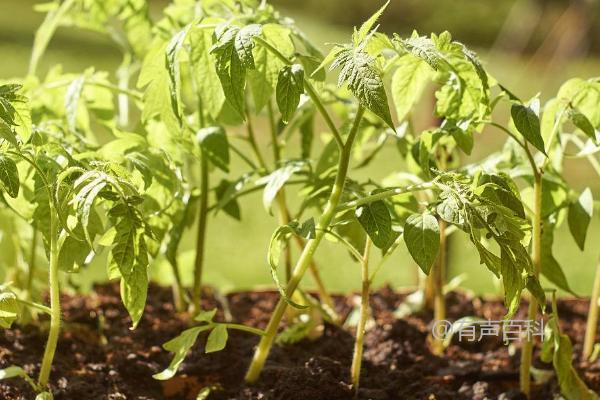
[351,238,372,393]
[430,220,447,355]
[520,173,542,398]
[191,152,209,313]
[583,261,600,359]
[244,106,365,383]
[37,208,60,388]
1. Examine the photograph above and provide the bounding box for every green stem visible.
[351,238,372,393]
[26,229,38,297]
[244,106,365,383]
[253,36,344,149]
[191,152,209,313]
[170,258,186,312]
[245,109,269,173]
[431,220,447,355]
[336,183,435,213]
[224,323,266,337]
[15,298,51,315]
[37,207,60,388]
[520,172,542,398]
[267,101,293,281]
[583,261,600,359]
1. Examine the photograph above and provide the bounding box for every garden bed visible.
[1,284,598,400]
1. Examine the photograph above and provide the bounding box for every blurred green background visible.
[1,0,599,297]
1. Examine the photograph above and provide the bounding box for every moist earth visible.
[0,284,598,399]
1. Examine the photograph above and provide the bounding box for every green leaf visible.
[235,24,262,69]
[197,126,230,173]
[0,292,19,328]
[568,108,597,143]
[404,213,440,274]
[258,161,305,212]
[211,26,247,119]
[65,75,85,132]
[120,238,148,329]
[166,24,193,122]
[511,103,546,155]
[354,1,390,45]
[567,188,593,250]
[541,220,576,295]
[0,120,18,147]
[553,334,599,400]
[153,326,210,380]
[355,200,394,251]
[205,324,228,353]
[0,155,19,198]
[214,180,241,220]
[194,308,217,323]
[331,48,394,128]
[391,54,432,122]
[267,220,313,309]
[276,64,304,124]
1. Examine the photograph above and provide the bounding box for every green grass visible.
[2,1,599,297]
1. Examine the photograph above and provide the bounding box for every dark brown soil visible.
[0,284,598,399]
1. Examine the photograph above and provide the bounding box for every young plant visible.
[0,82,156,396]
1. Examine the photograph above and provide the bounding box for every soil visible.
[0,284,598,400]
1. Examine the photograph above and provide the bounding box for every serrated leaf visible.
[0,155,19,198]
[276,64,304,124]
[511,103,546,155]
[120,237,148,329]
[567,188,593,250]
[234,24,262,69]
[355,200,394,251]
[197,126,230,173]
[404,213,440,274]
[354,1,389,45]
[212,26,246,119]
[205,324,228,353]
[332,48,394,128]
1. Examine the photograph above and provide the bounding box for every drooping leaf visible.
[258,161,305,212]
[166,24,193,122]
[65,75,85,132]
[197,126,230,173]
[541,220,576,295]
[355,200,394,251]
[567,188,593,250]
[404,213,440,274]
[511,103,546,155]
[567,108,597,144]
[276,64,304,124]
[214,180,241,220]
[0,155,19,198]
[211,26,247,119]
